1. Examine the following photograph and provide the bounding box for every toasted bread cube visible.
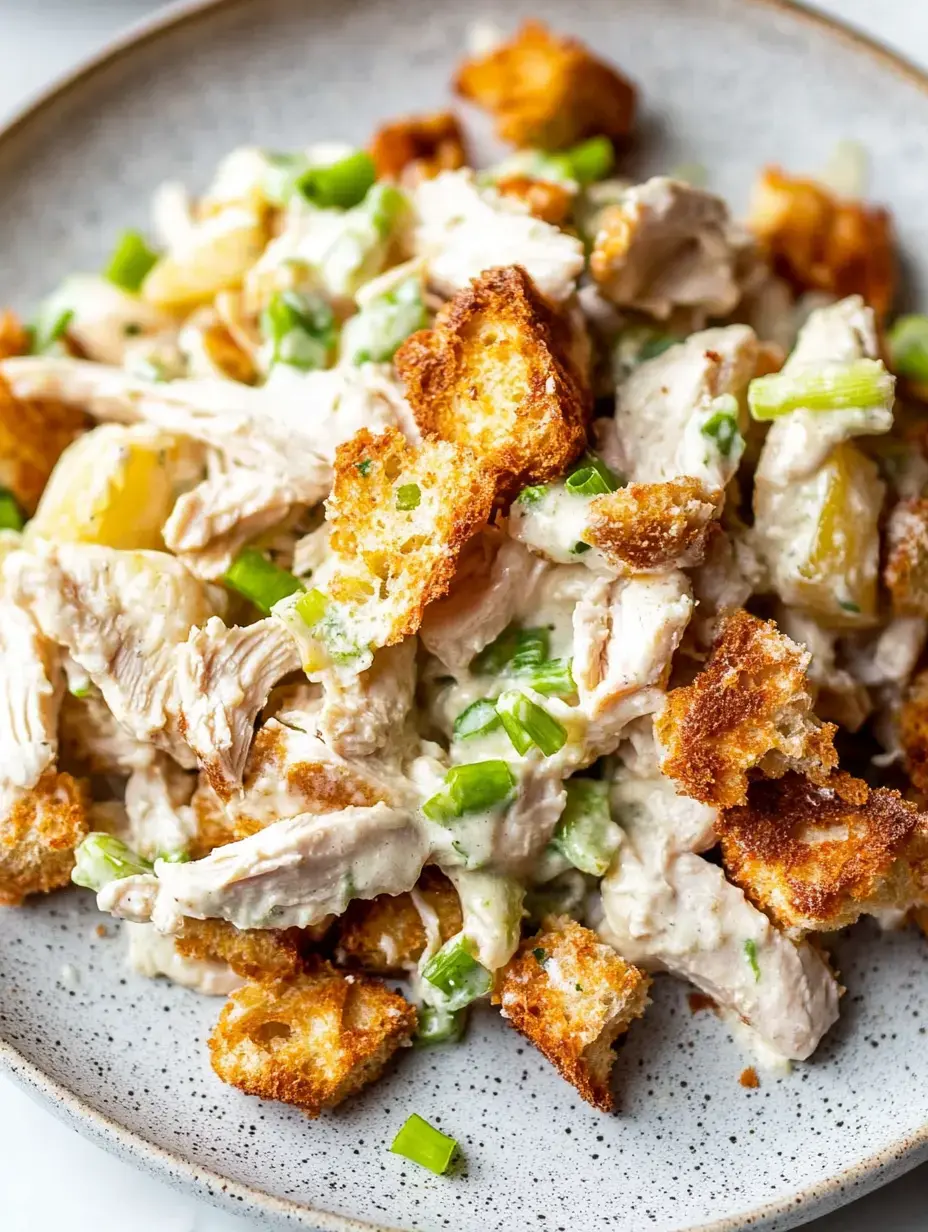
[0,375,89,516]
[337,867,462,973]
[655,610,838,809]
[325,426,495,645]
[208,961,416,1116]
[495,175,574,226]
[370,111,468,184]
[454,20,636,150]
[494,916,649,1111]
[175,917,317,980]
[884,498,928,617]
[395,266,588,497]
[585,478,721,572]
[719,771,928,937]
[749,166,896,317]
[901,668,928,796]
[0,310,30,360]
[0,771,90,906]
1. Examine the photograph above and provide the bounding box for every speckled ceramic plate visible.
[1,1,928,1229]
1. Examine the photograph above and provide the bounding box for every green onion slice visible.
[345,276,428,365]
[471,624,549,675]
[223,547,305,615]
[395,483,421,511]
[0,488,24,532]
[559,136,615,186]
[261,290,337,372]
[294,587,329,630]
[744,938,761,982]
[421,760,516,820]
[748,358,894,420]
[888,314,928,384]
[565,454,621,496]
[496,690,568,758]
[390,1113,458,1175]
[527,657,575,698]
[30,305,74,355]
[549,778,621,877]
[296,150,377,210]
[104,230,159,292]
[453,699,502,740]
[508,628,550,673]
[414,1005,467,1048]
[364,182,408,238]
[700,393,743,459]
[72,833,153,891]
[517,484,548,507]
[421,935,492,1010]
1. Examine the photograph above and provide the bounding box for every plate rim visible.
[1,0,927,1228]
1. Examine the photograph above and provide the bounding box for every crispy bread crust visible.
[586,478,721,572]
[370,111,468,184]
[337,866,462,974]
[0,771,90,906]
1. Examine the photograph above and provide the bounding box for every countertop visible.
[0,2,926,1229]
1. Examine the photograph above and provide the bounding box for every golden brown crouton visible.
[395,266,588,498]
[188,779,241,858]
[337,867,462,974]
[900,669,928,796]
[0,771,90,906]
[326,426,495,643]
[454,20,636,151]
[655,610,838,809]
[208,960,416,1116]
[884,498,928,617]
[749,166,896,317]
[0,376,89,515]
[494,916,650,1111]
[585,478,722,572]
[495,175,574,226]
[370,110,468,184]
[0,310,30,360]
[175,917,315,980]
[719,771,928,937]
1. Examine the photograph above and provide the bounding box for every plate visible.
[1,1,928,1229]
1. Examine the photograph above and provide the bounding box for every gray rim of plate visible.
[0,1,927,1229]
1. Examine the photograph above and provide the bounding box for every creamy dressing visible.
[125,921,242,996]
[508,486,610,569]
[443,867,524,970]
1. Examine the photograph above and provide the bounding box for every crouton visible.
[719,771,928,937]
[188,778,241,858]
[900,668,928,795]
[324,426,495,645]
[208,960,416,1116]
[884,498,928,617]
[337,866,462,973]
[585,478,722,572]
[0,771,90,906]
[749,166,896,317]
[175,916,320,980]
[454,20,636,151]
[370,111,468,184]
[494,916,650,1111]
[0,375,89,515]
[655,610,838,809]
[495,175,574,226]
[0,310,30,360]
[395,266,588,497]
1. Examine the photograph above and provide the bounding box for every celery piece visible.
[748,359,894,420]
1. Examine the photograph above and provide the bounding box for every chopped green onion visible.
[395,483,421,511]
[496,690,568,758]
[517,484,548,506]
[838,599,862,613]
[295,150,376,210]
[571,541,592,555]
[72,833,152,891]
[261,290,337,372]
[472,624,549,675]
[30,305,74,355]
[390,1113,458,1175]
[422,935,492,1010]
[421,760,516,820]
[294,587,329,630]
[558,136,615,186]
[508,628,550,674]
[155,849,191,864]
[640,334,676,361]
[68,682,92,700]
[363,182,407,238]
[700,394,743,459]
[453,699,502,740]
[223,547,304,615]
[526,657,575,698]
[744,938,761,982]
[748,358,894,420]
[0,488,24,532]
[532,946,548,966]
[104,230,158,292]
[262,151,311,206]
[356,459,372,476]
[549,779,621,876]
[565,454,621,496]
[888,315,928,384]
[414,1004,466,1048]
[344,277,428,365]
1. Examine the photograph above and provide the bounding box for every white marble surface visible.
[0,1,926,1230]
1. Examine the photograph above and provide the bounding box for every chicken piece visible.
[0,373,88,516]
[656,610,838,809]
[590,179,751,325]
[0,770,89,906]
[124,753,197,861]
[606,324,758,488]
[585,478,721,573]
[318,639,417,758]
[163,469,319,580]
[777,607,872,733]
[420,531,547,674]
[494,916,649,1111]
[410,170,585,303]
[718,771,928,938]
[396,265,588,498]
[42,276,176,367]
[370,110,468,184]
[173,617,301,797]
[0,599,63,793]
[293,426,493,665]
[495,176,574,227]
[454,20,636,150]
[688,525,765,650]
[58,690,152,777]
[6,543,217,765]
[0,310,29,360]
[884,498,928,617]
[749,166,896,317]
[175,916,313,980]
[337,866,462,973]
[208,961,416,1116]
[600,763,840,1061]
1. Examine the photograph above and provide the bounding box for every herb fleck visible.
[743,939,761,982]
[356,459,372,476]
